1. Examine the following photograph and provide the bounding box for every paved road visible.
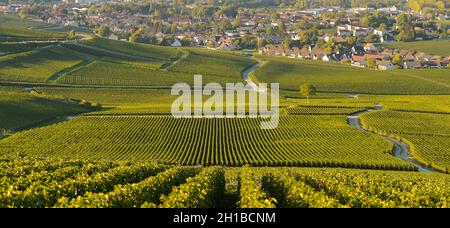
[348,105,439,173]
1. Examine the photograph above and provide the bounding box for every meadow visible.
[381,40,450,57]
[0,159,448,208]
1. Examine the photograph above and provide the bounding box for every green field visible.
[361,110,450,172]
[381,40,450,57]
[0,15,67,42]
[0,46,91,82]
[253,56,450,95]
[0,14,450,209]
[81,37,180,60]
[0,159,448,208]
[0,42,59,56]
[0,90,89,131]
[0,110,417,171]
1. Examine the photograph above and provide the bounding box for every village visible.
[1,0,449,70]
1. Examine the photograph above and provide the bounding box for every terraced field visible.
[361,110,450,173]
[253,56,450,95]
[1,159,448,208]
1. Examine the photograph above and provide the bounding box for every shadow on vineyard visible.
[1,159,449,208]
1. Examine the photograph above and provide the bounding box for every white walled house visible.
[171,39,182,47]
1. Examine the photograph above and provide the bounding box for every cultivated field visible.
[0,90,88,131]
[0,159,448,208]
[0,15,449,208]
[253,56,450,95]
[381,40,450,57]
[361,110,450,172]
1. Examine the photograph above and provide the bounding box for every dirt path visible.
[348,105,440,173]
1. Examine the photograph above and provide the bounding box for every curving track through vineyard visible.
[348,105,439,173]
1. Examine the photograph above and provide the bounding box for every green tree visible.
[300,84,316,103]
[130,29,144,43]
[232,17,241,29]
[18,8,28,19]
[278,20,286,36]
[97,26,111,38]
[257,38,268,50]
[67,30,76,39]
[367,57,377,69]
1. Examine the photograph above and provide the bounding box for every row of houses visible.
[260,44,449,70]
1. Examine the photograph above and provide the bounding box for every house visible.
[289,47,301,58]
[422,61,441,68]
[109,34,119,40]
[225,31,240,38]
[351,60,368,68]
[171,39,182,47]
[353,29,368,37]
[373,29,386,37]
[352,46,365,55]
[364,43,378,53]
[322,54,333,61]
[377,61,394,70]
[337,29,352,37]
[216,39,235,51]
[403,61,422,69]
[311,49,325,60]
[299,47,312,59]
[380,34,395,43]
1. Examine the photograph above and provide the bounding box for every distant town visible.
[1,0,449,70]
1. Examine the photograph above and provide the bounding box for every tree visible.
[300,84,316,103]
[392,54,402,66]
[282,38,290,49]
[67,30,76,40]
[257,38,268,50]
[277,20,286,36]
[130,29,144,43]
[367,57,377,69]
[97,26,111,38]
[18,8,28,19]
[365,33,374,43]
[232,17,241,29]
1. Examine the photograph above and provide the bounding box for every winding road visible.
[242,59,266,93]
[348,105,439,173]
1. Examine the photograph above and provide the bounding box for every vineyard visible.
[0,15,68,42]
[0,90,89,131]
[0,159,448,208]
[80,37,181,61]
[0,112,416,171]
[361,110,450,173]
[381,40,450,57]
[0,46,90,83]
[253,56,450,95]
